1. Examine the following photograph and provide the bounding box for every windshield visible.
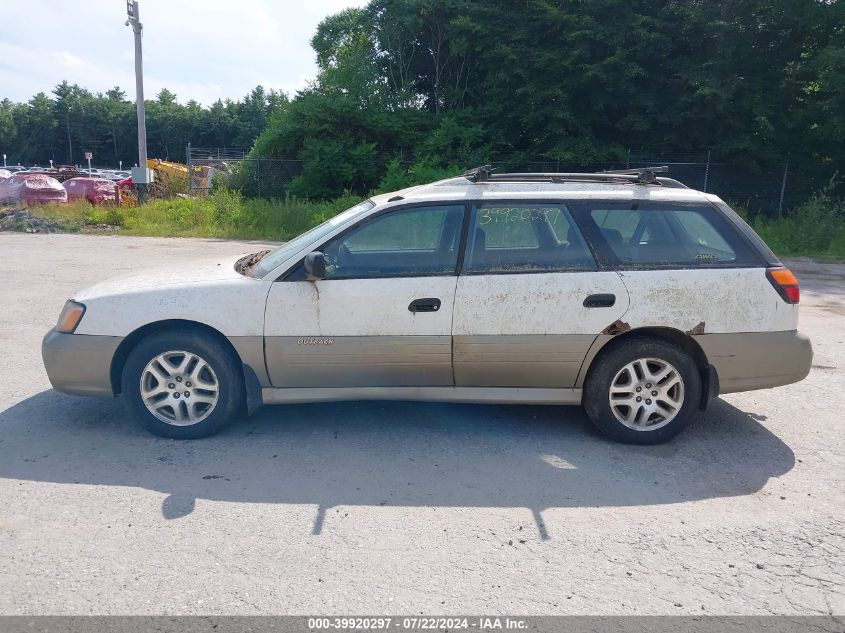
[251,200,375,278]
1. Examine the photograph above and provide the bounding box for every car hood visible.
[74,254,248,301]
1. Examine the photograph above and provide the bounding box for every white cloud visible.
[0,0,368,104]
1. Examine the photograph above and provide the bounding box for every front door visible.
[452,201,630,388]
[264,204,466,388]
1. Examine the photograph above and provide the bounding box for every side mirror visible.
[303,251,326,281]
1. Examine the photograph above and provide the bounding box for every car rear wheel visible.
[122,330,244,439]
[584,337,701,444]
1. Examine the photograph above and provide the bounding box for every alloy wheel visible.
[608,357,685,431]
[139,350,220,426]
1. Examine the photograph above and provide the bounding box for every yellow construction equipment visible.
[147,159,211,190]
[143,159,212,198]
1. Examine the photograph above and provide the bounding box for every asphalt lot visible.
[0,232,842,615]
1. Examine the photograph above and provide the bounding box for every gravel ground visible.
[0,233,842,615]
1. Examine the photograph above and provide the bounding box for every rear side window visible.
[585,204,761,267]
[464,203,596,273]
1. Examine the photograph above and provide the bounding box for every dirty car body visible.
[42,170,812,443]
[63,177,119,205]
[0,173,67,205]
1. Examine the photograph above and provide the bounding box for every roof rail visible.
[461,165,685,187]
[601,165,669,184]
[462,164,496,183]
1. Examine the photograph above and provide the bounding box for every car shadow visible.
[0,391,794,539]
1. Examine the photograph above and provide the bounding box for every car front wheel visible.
[584,337,701,444]
[122,329,244,439]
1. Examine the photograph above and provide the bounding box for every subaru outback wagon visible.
[42,167,812,444]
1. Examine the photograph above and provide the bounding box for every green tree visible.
[17,92,57,165]
[0,99,17,161]
[3,0,843,204]
[102,87,133,165]
[52,81,91,164]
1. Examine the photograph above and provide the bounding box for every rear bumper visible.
[696,330,813,394]
[42,329,122,398]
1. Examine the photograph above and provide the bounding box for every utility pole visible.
[777,159,789,219]
[126,0,150,202]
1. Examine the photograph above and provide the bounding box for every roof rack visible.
[461,165,686,187]
[462,165,497,182]
[600,166,669,184]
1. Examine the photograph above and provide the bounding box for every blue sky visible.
[0,0,367,104]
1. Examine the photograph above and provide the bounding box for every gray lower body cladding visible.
[454,334,595,388]
[264,335,453,388]
[695,330,813,393]
[42,329,812,402]
[264,334,594,389]
[42,331,268,399]
[42,329,122,397]
[261,386,582,405]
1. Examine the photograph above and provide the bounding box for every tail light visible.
[766,267,800,304]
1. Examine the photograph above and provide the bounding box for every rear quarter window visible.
[581,203,763,268]
[712,200,780,265]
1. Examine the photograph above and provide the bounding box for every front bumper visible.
[42,329,122,398]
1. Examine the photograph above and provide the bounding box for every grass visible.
[31,188,845,260]
[750,216,845,260]
[37,190,364,241]
[730,189,845,260]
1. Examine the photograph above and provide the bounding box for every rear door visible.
[264,203,466,388]
[452,201,630,388]
[574,201,792,333]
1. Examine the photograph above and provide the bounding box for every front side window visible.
[252,200,375,277]
[586,204,759,267]
[322,205,464,279]
[463,203,595,273]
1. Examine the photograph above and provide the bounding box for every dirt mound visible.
[0,208,63,233]
[80,223,121,234]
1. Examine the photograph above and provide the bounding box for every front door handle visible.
[409,298,441,313]
[583,293,616,308]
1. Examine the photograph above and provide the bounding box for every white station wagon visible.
[42,167,812,443]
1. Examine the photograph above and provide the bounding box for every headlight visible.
[56,300,86,333]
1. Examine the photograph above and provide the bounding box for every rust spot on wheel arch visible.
[601,319,631,336]
[687,321,706,335]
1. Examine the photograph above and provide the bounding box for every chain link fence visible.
[188,145,836,217]
[186,145,303,198]
[497,154,819,218]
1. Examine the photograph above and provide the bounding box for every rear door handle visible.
[583,293,616,308]
[409,298,441,313]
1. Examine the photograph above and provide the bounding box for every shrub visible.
[87,207,125,226]
[30,184,845,260]
[37,200,94,229]
[786,190,842,252]
[376,158,411,193]
[209,188,244,225]
[738,184,845,258]
[373,158,460,195]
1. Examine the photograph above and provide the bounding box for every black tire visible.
[121,329,245,439]
[583,337,701,445]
